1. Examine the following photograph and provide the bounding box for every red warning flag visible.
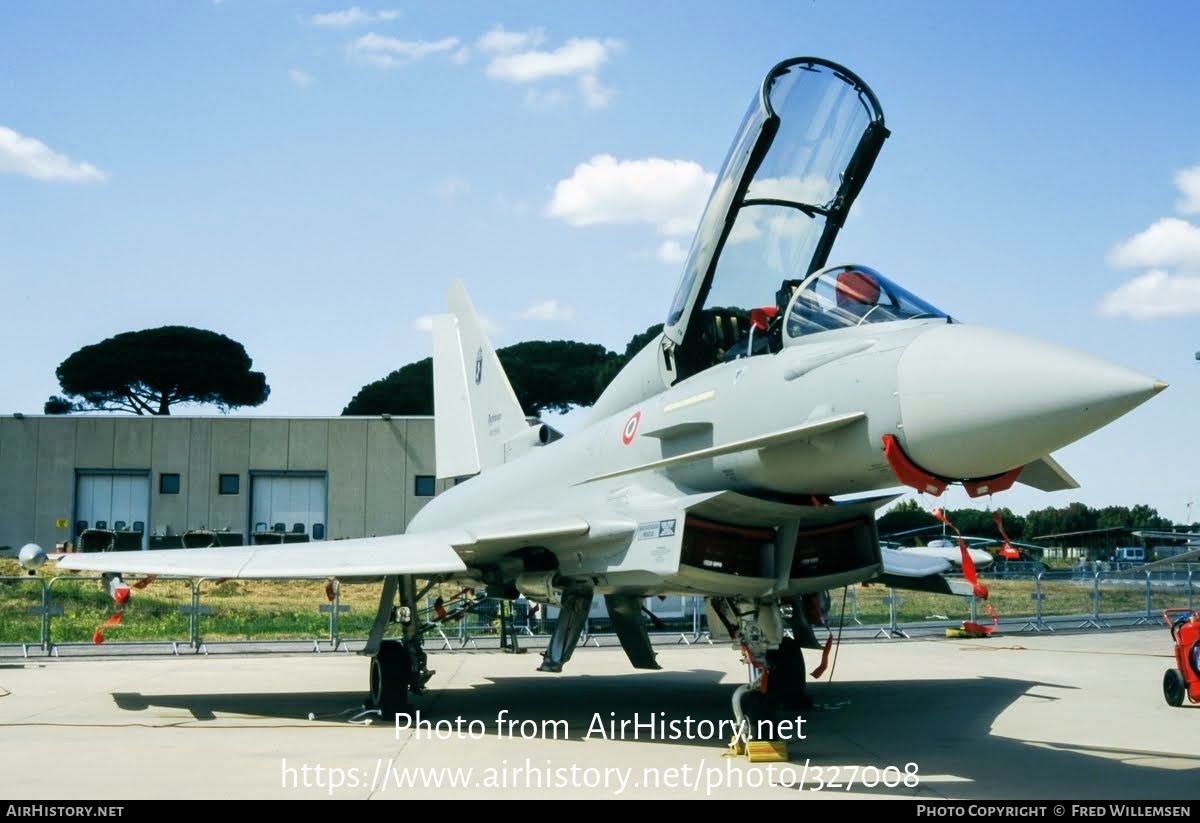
[931,508,989,600]
[810,634,834,679]
[93,575,151,644]
[93,613,122,645]
[95,576,131,643]
[991,512,1021,560]
[932,508,1001,636]
[960,603,1001,637]
[990,511,1010,542]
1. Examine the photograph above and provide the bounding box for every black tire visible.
[766,636,812,712]
[739,688,772,739]
[371,640,412,719]
[1164,668,1186,708]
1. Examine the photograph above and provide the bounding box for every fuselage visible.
[410,299,1161,608]
[415,309,1162,543]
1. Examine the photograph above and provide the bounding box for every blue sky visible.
[2,1,1198,523]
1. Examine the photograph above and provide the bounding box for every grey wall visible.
[33,419,75,552]
[207,419,250,532]
[0,419,39,550]
[327,418,367,540]
[0,416,438,551]
[150,418,192,535]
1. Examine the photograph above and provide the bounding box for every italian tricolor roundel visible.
[622,411,641,445]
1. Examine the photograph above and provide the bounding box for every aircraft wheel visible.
[1163,668,1186,708]
[739,687,772,738]
[371,639,412,719]
[766,636,812,711]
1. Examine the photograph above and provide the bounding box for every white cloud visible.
[350,33,460,68]
[289,68,313,87]
[521,299,574,321]
[1097,269,1200,318]
[1174,165,1200,214]
[451,47,470,65]
[478,26,545,55]
[486,37,622,83]
[310,7,400,27]
[656,240,687,264]
[546,155,714,235]
[0,126,108,183]
[1099,166,1200,320]
[578,74,613,109]
[1107,217,1200,271]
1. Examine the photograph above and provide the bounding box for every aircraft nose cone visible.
[896,324,1165,480]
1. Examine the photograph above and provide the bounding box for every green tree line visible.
[878,499,1184,546]
[343,324,663,417]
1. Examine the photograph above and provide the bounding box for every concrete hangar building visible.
[0,415,448,554]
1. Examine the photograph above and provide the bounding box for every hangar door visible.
[250,474,327,542]
[75,472,150,549]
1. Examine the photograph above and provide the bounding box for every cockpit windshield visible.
[661,58,889,381]
[784,265,950,340]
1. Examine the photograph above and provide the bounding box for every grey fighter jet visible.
[21,57,1166,721]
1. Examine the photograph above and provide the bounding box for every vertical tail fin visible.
[432,280,529,479]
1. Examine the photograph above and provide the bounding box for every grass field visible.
[0,558,1189,646]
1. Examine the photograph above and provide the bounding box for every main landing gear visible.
[364,575,434,720]
[370,638,433,718]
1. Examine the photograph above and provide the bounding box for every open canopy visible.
[662,57,889,380]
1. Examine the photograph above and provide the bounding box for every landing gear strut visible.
[365,574,433,720]
[765,635,812,712]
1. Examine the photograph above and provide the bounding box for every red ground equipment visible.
[1162,608,1200,707]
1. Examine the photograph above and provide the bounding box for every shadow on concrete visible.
[110,663,1200,799]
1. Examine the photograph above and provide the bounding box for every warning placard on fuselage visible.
[637,519,677,540]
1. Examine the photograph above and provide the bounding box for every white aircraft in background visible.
[882,512,1047,571]
[880,524,995,570]
[19,56,1166,725]
[894,538,995,569]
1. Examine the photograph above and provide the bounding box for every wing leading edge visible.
[51,533,469,579]
[45,513,602,580]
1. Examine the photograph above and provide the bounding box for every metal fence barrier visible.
[1,564,1196,656]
